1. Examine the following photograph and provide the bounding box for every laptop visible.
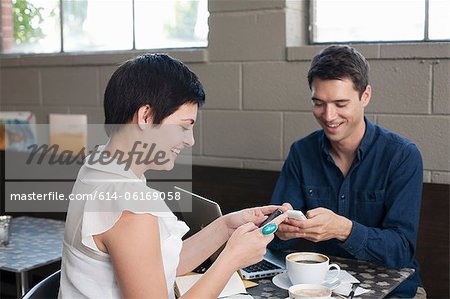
[175,186,286,279]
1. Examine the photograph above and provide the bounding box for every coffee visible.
[286,252,340,285]
[289,284,332,299]
[292,288,330,297]
[287,254,327,264]
[296,260,321,264]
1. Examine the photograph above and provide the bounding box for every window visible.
[1,0,209,54]
[311,0,450,43]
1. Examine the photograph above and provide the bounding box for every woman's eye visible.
[181,126,191,131]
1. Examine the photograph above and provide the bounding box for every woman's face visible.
[151,103,198,170]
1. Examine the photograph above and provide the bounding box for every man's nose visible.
[323,104,336,121]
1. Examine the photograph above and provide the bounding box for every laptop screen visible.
[175,186,223,240]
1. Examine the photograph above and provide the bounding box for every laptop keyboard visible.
[242,259,282,272]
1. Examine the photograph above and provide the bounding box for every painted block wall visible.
[1,1,449,183]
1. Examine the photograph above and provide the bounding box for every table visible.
[0,217,65,297]
[247,256,415,299]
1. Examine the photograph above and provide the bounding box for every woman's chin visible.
[150,160,175,171]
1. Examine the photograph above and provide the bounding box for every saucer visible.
[272,272,341,290]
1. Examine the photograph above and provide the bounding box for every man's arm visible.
[340,144,423,268]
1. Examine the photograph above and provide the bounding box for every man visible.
[269,45,425,298]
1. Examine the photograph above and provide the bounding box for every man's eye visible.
[313,101,323,107]
[336,103,347,108]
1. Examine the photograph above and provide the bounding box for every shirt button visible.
[308,189,313,195]
[340,195,345,200]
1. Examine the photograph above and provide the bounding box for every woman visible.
[59,54,287,298]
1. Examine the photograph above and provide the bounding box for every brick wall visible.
[0,0,449,183]
[1,0,13,52]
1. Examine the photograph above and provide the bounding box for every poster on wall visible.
[49,114,88,154]
[0,111,37,152]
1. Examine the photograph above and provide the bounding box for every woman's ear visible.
[137,105,152,130]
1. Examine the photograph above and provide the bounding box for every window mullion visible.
[60,0,64,52]
[132,0,136,50]
[309,0,317,43]
[424,0,430,41]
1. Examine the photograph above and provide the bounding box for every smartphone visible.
[258,209,283,227]
[286,209,307,221]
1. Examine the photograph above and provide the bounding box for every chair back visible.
[23,270,61,299]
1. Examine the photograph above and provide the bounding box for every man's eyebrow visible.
[181,119,195,125]
[311,97,350,102]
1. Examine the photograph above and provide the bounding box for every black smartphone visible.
[258,209,283,227]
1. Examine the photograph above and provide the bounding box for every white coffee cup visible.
[286,252,340,285]
[289,284,332,299]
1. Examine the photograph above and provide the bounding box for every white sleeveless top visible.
[58,146,189,299]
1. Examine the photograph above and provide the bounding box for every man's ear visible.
[137,105,152,130]
[361,85,371,108]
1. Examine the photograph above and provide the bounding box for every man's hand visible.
[276,205,353,242]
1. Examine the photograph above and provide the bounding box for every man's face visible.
[311,78,371,146]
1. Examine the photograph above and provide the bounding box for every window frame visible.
[309,0,450,45]
[1,0,208,55]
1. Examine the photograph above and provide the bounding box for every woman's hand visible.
[222,205,289,237]
[220,212,287,270]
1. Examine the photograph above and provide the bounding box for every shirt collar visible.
[358,117,376,159]
[320,116,375,161]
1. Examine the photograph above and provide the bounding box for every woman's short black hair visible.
[104,53,205,136]
[307,45,370,98]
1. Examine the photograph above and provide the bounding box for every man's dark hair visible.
[307,45,370,98]
[104,53,205,136]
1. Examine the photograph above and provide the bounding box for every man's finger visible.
[305,207,327,218]
[281,202,293,210]
[278,223,301,233]
[285,218,319,229]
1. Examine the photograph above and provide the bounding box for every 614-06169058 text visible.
[9,191,182,201]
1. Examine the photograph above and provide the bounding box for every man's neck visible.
[329,120,366,176]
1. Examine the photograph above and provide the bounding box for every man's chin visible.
[323,131,343,143]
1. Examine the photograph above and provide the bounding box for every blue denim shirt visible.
[269,117,423,297]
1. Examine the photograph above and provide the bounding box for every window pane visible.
[313,0,425,42]
[135,0,208,50]
[429,0,450,40]
[63,0,133,52]
[2,0,60,53]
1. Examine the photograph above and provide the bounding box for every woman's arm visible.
[177,205,285,276]
[177,217,229,276]
[181,221,280,299]
[94,210,286,299]
[93,211,169,299]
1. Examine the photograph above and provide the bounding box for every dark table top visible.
[247,256,414,299]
